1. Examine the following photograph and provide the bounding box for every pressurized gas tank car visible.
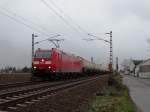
[32,48,107,80]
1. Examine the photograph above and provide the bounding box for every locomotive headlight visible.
[41,59,44,62]
[34,66,37,69]
[48,66,51,69]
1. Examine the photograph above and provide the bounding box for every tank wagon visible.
[32,48,107,80]
[79,57,101,74]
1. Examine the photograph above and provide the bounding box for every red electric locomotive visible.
[32,48,82,79]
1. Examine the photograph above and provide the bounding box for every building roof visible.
[140,59,150,66]
[132,60,143,66]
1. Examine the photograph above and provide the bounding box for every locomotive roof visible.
[35,49,51,52]
[54,48,79,58]
[35,48,78,58]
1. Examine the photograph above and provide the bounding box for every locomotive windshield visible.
[34,51,51,58]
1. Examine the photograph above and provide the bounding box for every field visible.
[0,73,31,84]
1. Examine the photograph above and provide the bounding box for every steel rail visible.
[0,75,101,111]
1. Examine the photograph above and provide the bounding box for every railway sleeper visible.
[16,104,27,107]
[0,75,101,111]
[7,106,18,110]
[24,101,34,104]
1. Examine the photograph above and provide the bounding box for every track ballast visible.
[0,75,103,111]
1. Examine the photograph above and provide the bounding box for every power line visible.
[0,8,58,38]
[0,7,57,37]
[47,0,88,34]
[41,0,85,35]
[2,7,50,32]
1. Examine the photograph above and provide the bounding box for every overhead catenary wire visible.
[42,0,109,43]
[47,0,88,34]
[88,33,110,43]
[47,0,107,40]
[0,8,58,38]
[41,0,86,36]
[0,7,54,36]
[45,0,104,40]
[34,34,61,44]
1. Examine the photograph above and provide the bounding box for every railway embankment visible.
[10,75,108,112]
[0,73,31,84]
[89,73,137,112]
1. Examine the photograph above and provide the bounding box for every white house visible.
[122,59,143,76]
[135,59,150,78]
[128,59,143,76]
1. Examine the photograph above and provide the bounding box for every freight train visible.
[32,48,107,80]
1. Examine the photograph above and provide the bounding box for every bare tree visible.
[146,38,150,44]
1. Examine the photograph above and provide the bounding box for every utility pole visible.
[91,57,94,63]
[32,34,34,60]
[116,57,119,72]
[106,31,113,73]
[32,34,38,67]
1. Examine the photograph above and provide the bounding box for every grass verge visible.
[89,73,136,112]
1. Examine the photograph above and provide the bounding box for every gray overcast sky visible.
[0,0,150,68]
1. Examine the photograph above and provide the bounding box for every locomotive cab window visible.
[34,51,51,59]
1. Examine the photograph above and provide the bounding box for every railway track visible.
[0,81,45,90]
[0,75,101,112]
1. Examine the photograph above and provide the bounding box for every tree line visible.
[0,66,31,73]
